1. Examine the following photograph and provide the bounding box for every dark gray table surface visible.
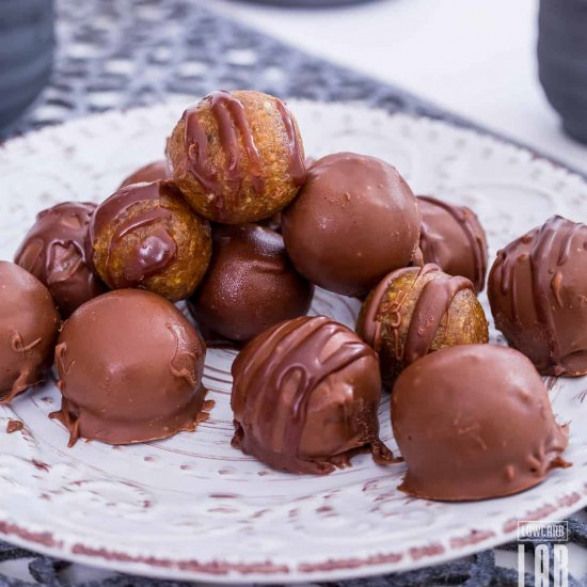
[1,1,586,586]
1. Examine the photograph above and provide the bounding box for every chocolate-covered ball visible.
[167,90,306,224]
[119,160,170,189]
[282,153,421,297]
[52,289,209,446]
[189,224,313,343]
[416,195,488,292]
[90,181,212,301]
[15,202,104,317]
[231,316,394,474]
[0,262,60,403]
[489,216,587,376]
[392,345,570,501]
[357,264,488,383]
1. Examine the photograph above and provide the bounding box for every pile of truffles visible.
[0,89,575,503]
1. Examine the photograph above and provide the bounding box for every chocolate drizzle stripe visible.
[276,99,306,186]
[419,196,486,291]
[184,91,265,198]
[403,269,473,364]
[92,182,178,287]
[495,216,587,373]
[359,271,402,350]
[234,316,377,471]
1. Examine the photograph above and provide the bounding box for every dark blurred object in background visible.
[0,0,54,133]
[538,0,587,145]
[235,0,378,6]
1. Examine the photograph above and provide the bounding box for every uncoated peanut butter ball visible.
[357,264,488,384]
[167,90,306,224]
[89,181,212,302]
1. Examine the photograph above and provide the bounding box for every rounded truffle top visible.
[0,261,60,403]
[53,289,208,445]
[417,195,488,292]
[231,315,393,474]
[15,201,104,317]
[89,180,212,301]
[488,215,587,376]
[168,90,306,224]
[118,160,170,189]
[392,344,570,501]
[189,224,313,343]
[282,152,421,297]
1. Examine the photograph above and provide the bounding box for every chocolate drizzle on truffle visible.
[0,262,60,404]
[417,195,488,292]
[90,182,177,287]
[15,202,104,317]
[184,91,264,197]
[275,100,306,186]
[489,215,587,375]
[361,264,474,365]
[232,316,394,474]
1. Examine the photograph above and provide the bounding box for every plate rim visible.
[1,99,586,583]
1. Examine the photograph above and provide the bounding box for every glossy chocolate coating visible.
[392,344,570,501]
[488,215,587,376]
[15,202,104,317]
[168,90,306,224]
[0,261,60,403]
[189,224,313,343]
[282,152,421,297]
[118,160,170,189]
[357,264,488,383]
[52,289,209,446]
[416,195,488,292]
[90,181,212,301]
[231,316,395,474]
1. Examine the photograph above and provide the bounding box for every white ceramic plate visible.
[1,101,587,584]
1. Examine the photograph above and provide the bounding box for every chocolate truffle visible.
[489,215,587,376]
[15,202,104,317]
[357,264,488,383]
[392,344,570,501]
[416,195,488,292]
[167,90,306,224]
[231,316,394,474]
[0,261,60,403]
[90,181,212,302]
[282,153,421,298]
[119,160,171,189]
[52,289,209,446]
[189,224,313,343]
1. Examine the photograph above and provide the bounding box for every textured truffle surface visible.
[488,215,587,376]
[90,181,212,301]
[52,289,209,446]
[168,90,306,224]
[15,201,104,317]
[392,344,570,501]
[282,152,421,297]
[357,264,488,383]
[189,224,313,343]
[0,261,60,404]
[231,316,395,474]
[416,195,488,292]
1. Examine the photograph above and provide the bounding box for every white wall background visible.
[210,0,587,174]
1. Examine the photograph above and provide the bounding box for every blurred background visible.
[1,0,586,176]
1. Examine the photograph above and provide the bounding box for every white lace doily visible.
[1,101,587,583]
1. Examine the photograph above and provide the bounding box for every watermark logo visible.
[517,522,569,587]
